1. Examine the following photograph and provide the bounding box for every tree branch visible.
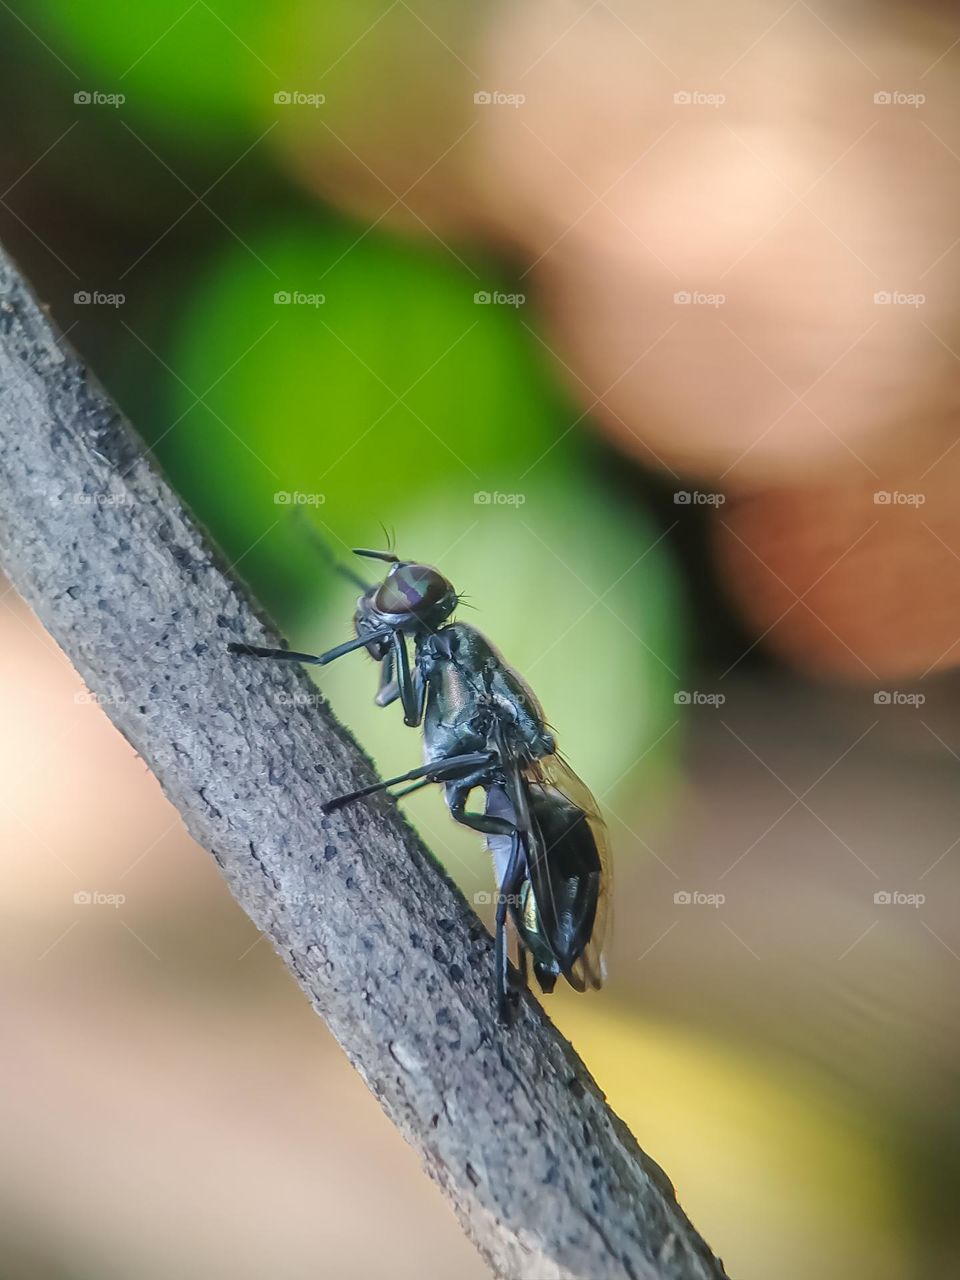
[0,245,728,1280]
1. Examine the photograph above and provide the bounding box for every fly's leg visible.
[445,780,516,838]
[392,631,421,727]
[374,647,399,708]
[228,624,395,668]
[495,831,526,1026]
[516,939,530,993]
[446,775,527,1023]
[322,751,495,814]
[388,778,432,800]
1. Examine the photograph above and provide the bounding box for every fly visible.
[230,549,610,1024]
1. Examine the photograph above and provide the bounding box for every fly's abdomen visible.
[526,786,602,978]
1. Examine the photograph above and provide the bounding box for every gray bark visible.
[0,244,728,1280]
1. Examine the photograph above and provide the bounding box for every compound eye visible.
[374,564,450,615]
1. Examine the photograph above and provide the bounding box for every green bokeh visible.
[34,0,278,143]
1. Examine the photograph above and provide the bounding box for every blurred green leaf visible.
[34,0,277,144]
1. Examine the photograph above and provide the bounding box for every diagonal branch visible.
[0,244,728,1280]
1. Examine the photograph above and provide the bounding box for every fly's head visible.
[354,549,458,635]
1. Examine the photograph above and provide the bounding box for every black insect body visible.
[229,550,609,1023]
[322,617,609,1022]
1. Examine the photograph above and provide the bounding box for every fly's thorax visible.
[425,622,554,757]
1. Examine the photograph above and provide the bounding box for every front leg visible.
[228,624,394,668]
[392,631,421,727]
[374,646,399,708]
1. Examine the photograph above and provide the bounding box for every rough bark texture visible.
[0,245,729,1280]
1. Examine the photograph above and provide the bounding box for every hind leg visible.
[494,831,527,1026]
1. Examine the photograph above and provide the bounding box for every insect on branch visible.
[0,245,728,1280]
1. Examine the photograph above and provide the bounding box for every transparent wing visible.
[524,752,611,991]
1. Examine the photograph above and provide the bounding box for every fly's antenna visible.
[291,509,369,589]
[353,547,400,564]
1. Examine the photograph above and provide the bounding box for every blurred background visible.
[2,1,960,1276]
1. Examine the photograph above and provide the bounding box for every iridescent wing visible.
[522,752,611,991]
